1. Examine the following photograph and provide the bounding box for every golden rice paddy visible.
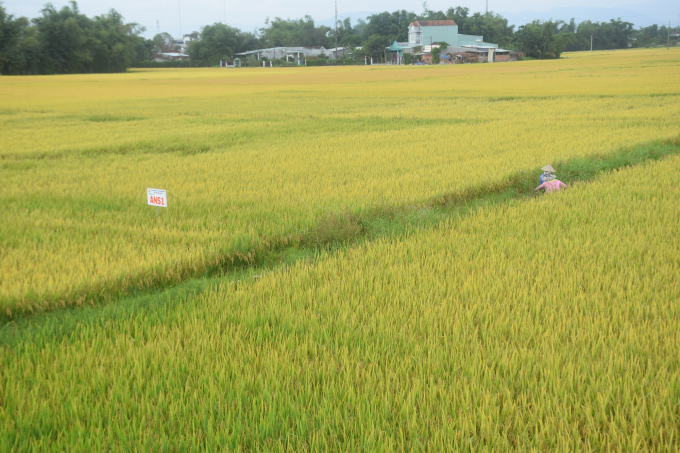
[1,48,679,314]
[1,47,680,450]
[2,153,679,450]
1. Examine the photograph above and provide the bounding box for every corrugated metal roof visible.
[461,45,501,50]
[411,20,457,27]
[234,46,328,56]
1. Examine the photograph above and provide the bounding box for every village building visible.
[151,52,189,62]
[326,47,351,59]
[151,34,193,63]
[457,46,521,63]
[234,46,349,64]
[416,45,522,64]
[408,20,498,48]
[174,34,194,51]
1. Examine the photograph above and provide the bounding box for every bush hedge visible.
[131,61,206,68]
[305,59,362,66]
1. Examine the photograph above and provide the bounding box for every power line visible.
[587,21,680,31]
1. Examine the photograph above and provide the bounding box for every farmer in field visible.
[535,164,567,193]
[538,164,555,185]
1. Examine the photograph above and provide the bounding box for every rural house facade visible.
[408,20,498,48]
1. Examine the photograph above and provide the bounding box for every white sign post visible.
[147,188,167,215]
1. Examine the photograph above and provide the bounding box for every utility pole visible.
[668,21,671,50]
[335,1,338,59]
[486,0,488,14]
[156,20,159,35]
[590,34,593,51]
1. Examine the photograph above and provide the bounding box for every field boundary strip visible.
[3,135,679,323]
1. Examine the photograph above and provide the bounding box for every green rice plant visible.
[1,155,679,450]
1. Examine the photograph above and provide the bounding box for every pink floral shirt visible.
[536,179,567,193]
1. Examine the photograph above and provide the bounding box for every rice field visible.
[1,48,680,315]
[2,47,680,450]
[2,154,679,450]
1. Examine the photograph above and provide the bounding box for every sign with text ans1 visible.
[147,188,167,207]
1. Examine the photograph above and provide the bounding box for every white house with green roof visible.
[408,20,497,48]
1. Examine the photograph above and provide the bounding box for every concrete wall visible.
[402,47,419,54]
[328,49,350,59]
[443,46,479,53]
[509,51,523,61]
[259,49,284,60]
[411,26,499,49]
[457,34,498,48]
[420,25,460,46]
[243,47,329,61]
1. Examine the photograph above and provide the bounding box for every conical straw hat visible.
[541,164,555,172]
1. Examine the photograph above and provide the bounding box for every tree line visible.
[0,2,148,74]
[1,1,678,74]
[184,7,677,66]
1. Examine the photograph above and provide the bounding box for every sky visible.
[2,0,678,39]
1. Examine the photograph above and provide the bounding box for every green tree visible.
[259,16,331,48]
[421,4,514,47]
[329,17,363,49]
[430,41,449,64]
[595,19,634,49]
[513,20,573,59]
[187,23,259,65]
[566,18,634,51]
[458,13,514,47]
[152,32,178,53]
[28,1,145,74]
[1,1,147,75]
[564,19,592,51]
[445,6,470,28]
[0,4,41,74]
[90,9,146,72]
[363,10,417,42]
[364,34,389,61]
[634,23,678,47]
[420,2,446,20]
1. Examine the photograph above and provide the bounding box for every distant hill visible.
[501,0,679,29]
[315,1,677,34]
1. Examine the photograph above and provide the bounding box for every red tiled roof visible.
[411,20,457,27]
